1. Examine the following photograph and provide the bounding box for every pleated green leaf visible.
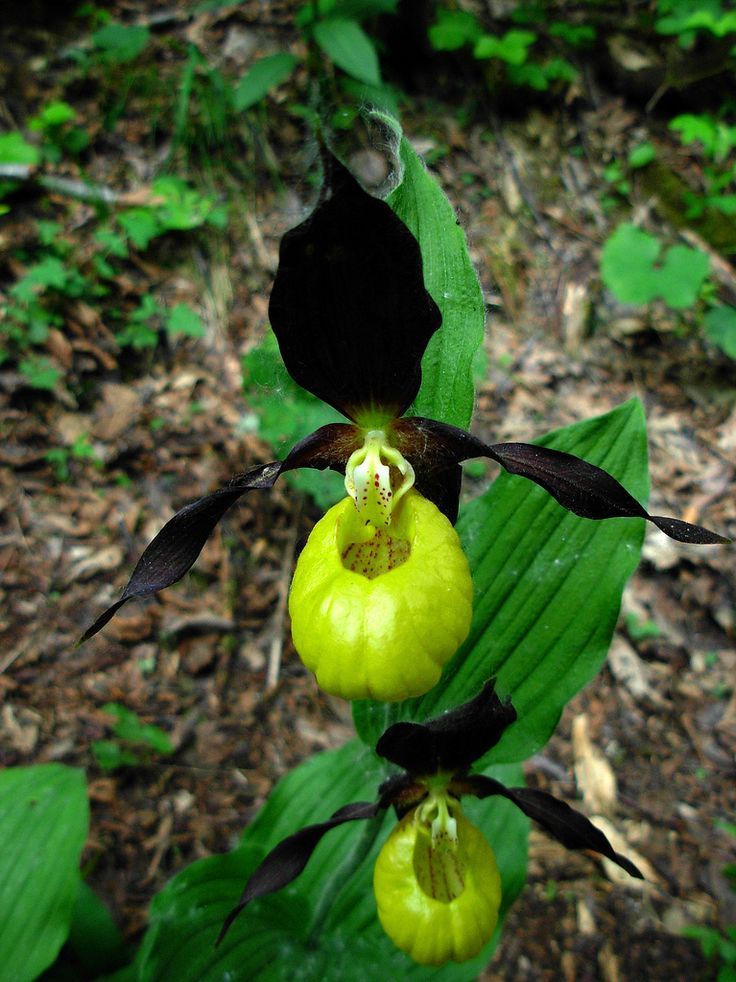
[136,741,526,980]
[0,764,89,981]
[354,399,648,758]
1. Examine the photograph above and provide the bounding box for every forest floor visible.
[1,3,735,980]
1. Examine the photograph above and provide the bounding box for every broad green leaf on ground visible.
[314,18,381,86]
[354,400,647,759]
[704,304,736,358]
[474,30,536,65]
[91,23,150,63]
[234,53,298,112]
[601,224,709,308]
[0,764,89,981]
[0,131,40,165]
[628,142,656,168]
[166,304,205,338]
[242,332,344,509]
[374,114,484,430]
[136,741,526,981]
[428,8,483,50]
[19,355,62,390]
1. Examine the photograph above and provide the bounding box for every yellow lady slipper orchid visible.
[288,429,472,701]
[80,150,725,654]
[373,793,500,966]
[218,682,643,963]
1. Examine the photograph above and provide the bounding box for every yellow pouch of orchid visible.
[288,490,472,701]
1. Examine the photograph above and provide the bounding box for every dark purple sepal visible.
[487,443,728,544]
[268,152,441,422]
[217,799,381,944]
[376,679,517,776]
[78,461,282,644]
[459,774,643,880]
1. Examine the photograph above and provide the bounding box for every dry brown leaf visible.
[572,713,617,816]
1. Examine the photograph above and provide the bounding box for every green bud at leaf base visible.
[288,489,472,701]
[373,795,501,965]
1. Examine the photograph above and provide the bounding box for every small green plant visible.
[703,304,736,359]
[600,224,736,360]
[601,224,710,308]
[668,112,736,220]
[28,100,90,162]
[428,4,581,91]
[656,0,736,46]
[682,822,736,981]
[45,434,103,482]
[91,702,174,771]
[625,612,662,641]
[1,173,218,387]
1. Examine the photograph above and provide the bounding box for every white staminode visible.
[344,429,415,528]
[418,789,459,848]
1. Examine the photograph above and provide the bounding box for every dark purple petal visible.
[217,800,380,944]
[391,418,727,543]
[78,461,282,644]
[376,679,517,775]
[486,443,728,544]
[281,422,361,475]
[460,775,643,879]
[413,463,463,524]
[391,417,487,467]
[268,152,441,422]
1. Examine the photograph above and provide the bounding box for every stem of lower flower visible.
[307,811,386,944]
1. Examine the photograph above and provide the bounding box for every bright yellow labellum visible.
[373,799,501,966]
[288,489,472,701]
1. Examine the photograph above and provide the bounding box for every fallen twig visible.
[0,164,162,207]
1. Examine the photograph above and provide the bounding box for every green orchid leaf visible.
[135,742,526,980]
[354,400,647,759]
[0,764,89,981]
[377,116,484,431]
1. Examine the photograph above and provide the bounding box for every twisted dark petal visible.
[459,775,643,880]
[487,443,728,543]
[391,417,485,523]
[391,417,487,466]
[392,420,727,544]
[413,463,463,524]
[268,152,441,422]
[376,679,517,775]
[78,462,282,644]
[281,422,361,475]
[217,800,380,944]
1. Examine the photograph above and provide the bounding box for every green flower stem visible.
[307,811,387,944]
